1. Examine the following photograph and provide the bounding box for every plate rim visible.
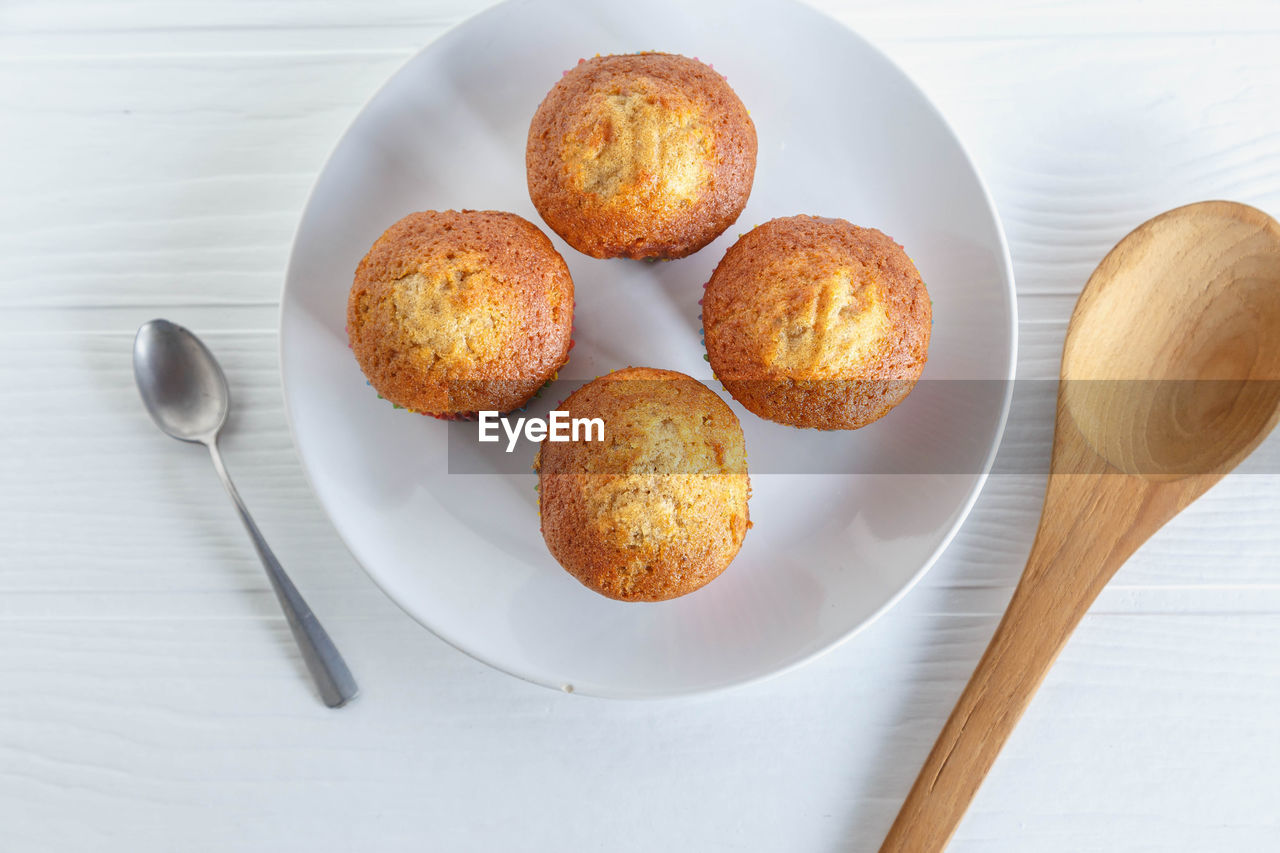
[277,0,1020,699]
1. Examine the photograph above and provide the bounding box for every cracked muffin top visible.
[536,367,751,602]
[702,215,931,430]
[526,53,756,260]
[346,209,574,415]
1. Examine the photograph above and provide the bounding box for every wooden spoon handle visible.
[880,469,1150,852]
[878,565,1084,850]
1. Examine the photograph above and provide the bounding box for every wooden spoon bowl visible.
[881,201,1280,852]
[1064,202,1280,479]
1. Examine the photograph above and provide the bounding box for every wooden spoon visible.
[880,200,1280,852]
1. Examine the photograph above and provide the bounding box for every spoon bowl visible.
[1062,201,1280,479]
[882,201,1280,851]
[133,319,230,443]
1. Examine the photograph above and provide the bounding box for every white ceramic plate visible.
[281,0,1017,698]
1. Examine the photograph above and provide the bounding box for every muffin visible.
[347,210,574,416]
[526,52,757,260]
[702,215,930,429]
[536,367,751,602]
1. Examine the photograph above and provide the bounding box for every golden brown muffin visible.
[526,53,757,260]
[536,367,751,602]
[347,210,574,416]
[702,215,931,429]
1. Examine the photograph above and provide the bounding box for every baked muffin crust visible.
[347,210,574,415]
[536,367,751,601]
[702,215,931,429]
[527,53,757,259]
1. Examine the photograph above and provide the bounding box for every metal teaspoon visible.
[133,319,358,708]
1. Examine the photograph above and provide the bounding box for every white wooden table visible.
[3,1,1279,850]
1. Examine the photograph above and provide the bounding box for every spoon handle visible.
[880,468,1150,851]
[207,440,359,708]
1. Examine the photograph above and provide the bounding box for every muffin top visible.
[347,210,573,415]
[704,215,930,384]
[527,53,757,259]
[536,367,750,601]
